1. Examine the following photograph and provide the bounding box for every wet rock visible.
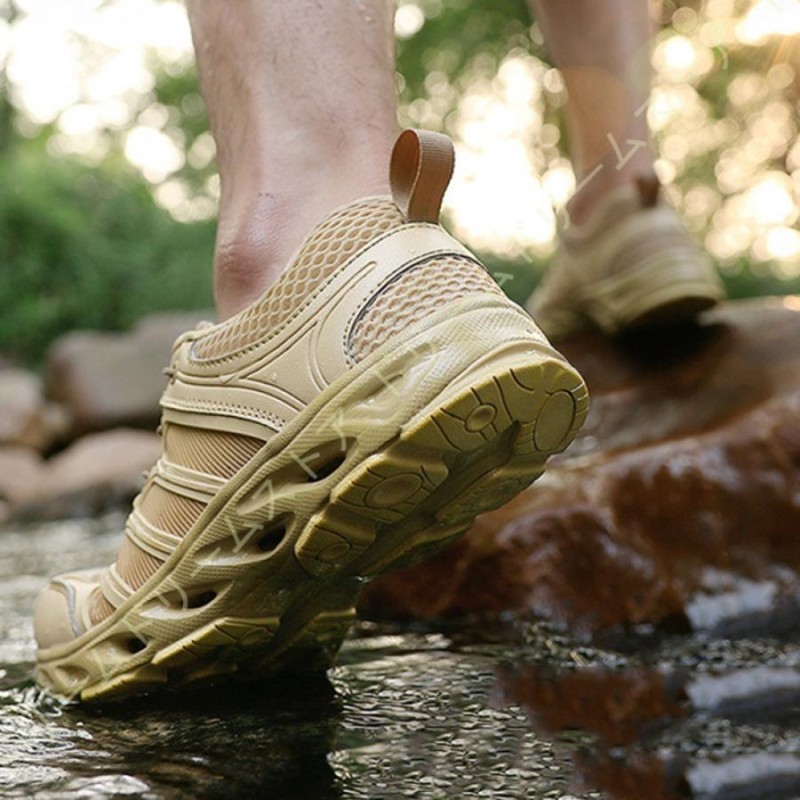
[45,311,210,436]
[0,368,70,452]
[11,429,160,522]
[0,446,43,508]
[361,297,800,632]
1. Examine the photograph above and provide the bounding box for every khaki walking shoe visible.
[34,130,588,702]
[527,176,724,340]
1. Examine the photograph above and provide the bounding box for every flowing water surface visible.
[1,516,798,799]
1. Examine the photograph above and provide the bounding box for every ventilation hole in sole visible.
[156,586,220,611]
[302,440,353,483]
[238,442,355,518]
[126,637,148,654]
[258,521,288,553]
[186,590,217,609]
[310,454,347,482]
[193,516,295,566]
[286,439,354,484]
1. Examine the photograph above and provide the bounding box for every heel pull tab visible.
[636,173,661,208]
[390,129,455,223]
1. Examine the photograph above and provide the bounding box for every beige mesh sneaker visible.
[34,130,589,702]
[527,176,725,340]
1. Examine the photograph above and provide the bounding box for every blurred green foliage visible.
[396,0,533,96]
[0,0,798,364]
[0,64,216,363]
[0,139,214,362]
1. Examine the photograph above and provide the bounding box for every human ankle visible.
[213,159,390,320]
[565,148,657,228]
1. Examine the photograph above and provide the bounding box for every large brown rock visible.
[11,429,160,522]
[360,297,800,632]
[0,446,43,518]
[46,311,210,436]
[0,368,69,451]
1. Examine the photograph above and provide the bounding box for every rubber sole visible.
[583,256,723,336]
[533,254,723,341]
[37,314,588,702]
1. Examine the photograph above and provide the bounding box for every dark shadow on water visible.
[3,671,343,800]
[74,674,342,800]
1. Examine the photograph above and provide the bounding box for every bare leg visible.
[186,0,398,319]
[529,0,655,225]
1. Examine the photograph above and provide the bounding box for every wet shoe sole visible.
[37,301,588,702]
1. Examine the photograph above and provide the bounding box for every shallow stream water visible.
[1,516,798,799]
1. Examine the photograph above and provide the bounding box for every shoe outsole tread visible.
[38,311,588,703]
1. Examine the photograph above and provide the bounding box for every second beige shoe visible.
[34,130,589,702]
[528,176,725,341]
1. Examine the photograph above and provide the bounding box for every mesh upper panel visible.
[89,589,115,626]
[116,536,162,591]
[164,424,263,479]
[193,197,404,360]
[90,486,207,623]
[139,485,206,536]
[349,256,504,361]
[91,422,257,624]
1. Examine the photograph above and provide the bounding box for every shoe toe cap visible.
[34,570,102,650]
[34,583,77,650]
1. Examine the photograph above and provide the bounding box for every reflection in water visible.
[497,596,800,800]
[3,516,799,799]
[1,677,341,799]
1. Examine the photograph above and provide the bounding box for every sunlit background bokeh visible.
[0,0,799,361]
